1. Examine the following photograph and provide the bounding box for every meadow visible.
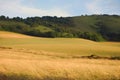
[0,31,120,80]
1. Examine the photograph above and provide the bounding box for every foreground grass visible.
[0,31,120,80]
[0,58,120,80]
[0,46,120,80]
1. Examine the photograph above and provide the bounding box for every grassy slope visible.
[0,31,120,80]
[71,16,97,33]
[71,15,120,34]
[99,16,120,33]
[0,31,120,57]
[33,25,54,32]
[0,15,120,41]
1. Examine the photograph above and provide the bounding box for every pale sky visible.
[0,0,120,17]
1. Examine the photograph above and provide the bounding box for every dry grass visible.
[0,59,120,80]
[0,31,120,80]
[0,31,32,38]
[0,46,120,80]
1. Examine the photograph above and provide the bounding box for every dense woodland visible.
[0,14,120,41]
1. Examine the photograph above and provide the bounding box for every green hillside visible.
[71,16,97,32]
[0,15,120,41]
[72,15,120,33]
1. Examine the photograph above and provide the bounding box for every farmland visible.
[0,31,120,80]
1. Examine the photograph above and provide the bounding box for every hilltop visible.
[0,14,120,41]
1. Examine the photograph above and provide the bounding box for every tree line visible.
[0,15,120,41]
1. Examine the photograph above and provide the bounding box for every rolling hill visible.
[0,14,120,80]
[0,14,120,41]
[0,31,120,80]
[0,31,120,57]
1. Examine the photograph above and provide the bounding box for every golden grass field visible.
[0,31,120,80]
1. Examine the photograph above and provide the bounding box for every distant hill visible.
[0,14,120,41]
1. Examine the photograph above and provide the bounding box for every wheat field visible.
[0,31,120,80]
